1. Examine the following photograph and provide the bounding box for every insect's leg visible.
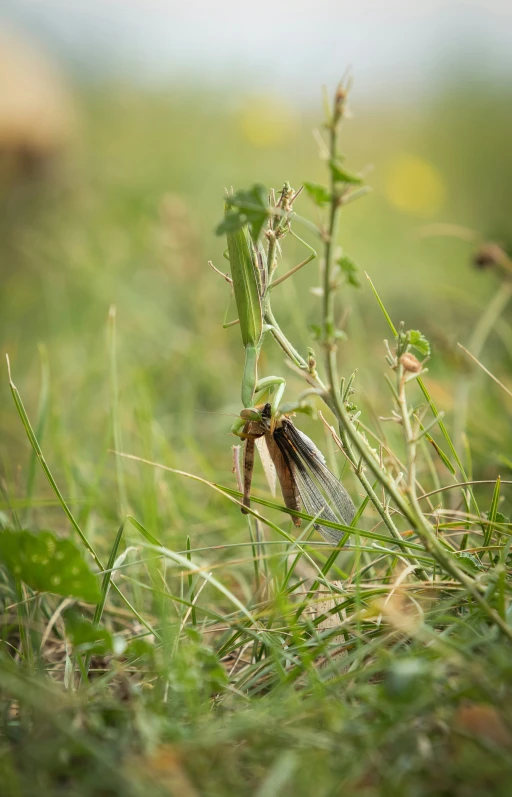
[241,345,259,409]
[231,415,247,436]
[211,257,237,328]
[242,434,255,514]
[208,260,233,285]
[221,291,240,329]
[253,376,286,415]
[270,229,317,289]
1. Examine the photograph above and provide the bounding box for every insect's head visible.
[240,407,264,422]
[239,402,274,430]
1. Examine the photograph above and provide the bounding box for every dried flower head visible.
[399,353,422,374]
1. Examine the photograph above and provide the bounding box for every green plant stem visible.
[322,123,341,352]
[326,350,512,638]
[309,90,512,635]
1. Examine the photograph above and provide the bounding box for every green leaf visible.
[454,551,485,573]
[303,182,331,206]
[218,183,269,243]
[0,528,101,603]
[329,160,364,185]
[308,323,322,341]
[408,330,431,357]
[337,253,361,288]
[216,210,244,235]
[64,611,113,654]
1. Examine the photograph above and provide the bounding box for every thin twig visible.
[457,343,512,399]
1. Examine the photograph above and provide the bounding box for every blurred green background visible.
[1,8,512,550]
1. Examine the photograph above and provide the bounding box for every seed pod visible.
[399,353,422,374]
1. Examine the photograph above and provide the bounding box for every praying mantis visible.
[219,182,315,421]
[212,183,355,542]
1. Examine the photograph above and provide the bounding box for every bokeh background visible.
[2,1,512,542]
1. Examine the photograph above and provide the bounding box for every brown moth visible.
[240,403,355,545]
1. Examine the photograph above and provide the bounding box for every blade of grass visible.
[186,535,197,627]
[83,522,125,680]
[485,476,501,551]
[6,355,157,640]
[108,306,128,517]
[25,344,49,527]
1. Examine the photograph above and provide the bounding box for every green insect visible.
[218,183,316,431]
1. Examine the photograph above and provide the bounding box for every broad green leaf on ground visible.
[0,528,101,603]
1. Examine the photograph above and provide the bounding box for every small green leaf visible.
[216,211,244,235]
[0,529,101,603]
[303,182,331,206]
[308,323,322,341]
[337,253,361,288]
[329,160,363,185]
[218,183,269,243]
[408,330,431,357]
[454,551,485,573]
[64,611,113,654]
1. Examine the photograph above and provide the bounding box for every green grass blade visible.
[484,476,501,550]
[83,522,125,680]
[6,356,157,640]
[186,535,197,626]
[25,345,49,526]
[108,306,128,517]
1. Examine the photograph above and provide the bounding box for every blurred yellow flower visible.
[236,95,296,148]
[384,153,446,217]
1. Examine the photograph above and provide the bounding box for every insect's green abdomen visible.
[226,219,262,349]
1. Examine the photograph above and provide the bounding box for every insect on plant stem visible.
[240,404,355,546]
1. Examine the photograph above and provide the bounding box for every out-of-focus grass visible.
[3,82,512,493]
[2,80,512,796]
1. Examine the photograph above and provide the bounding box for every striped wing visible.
[264,431,302,526]
[273,419,355,545]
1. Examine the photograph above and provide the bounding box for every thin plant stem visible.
[453,282,512,461]
[312,87,512,637]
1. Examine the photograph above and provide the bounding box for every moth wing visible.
[274,420,356,545]
[264,432,302,526]
[256,435,277,497]
[284,454,345,545]
[288,425,356,526]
